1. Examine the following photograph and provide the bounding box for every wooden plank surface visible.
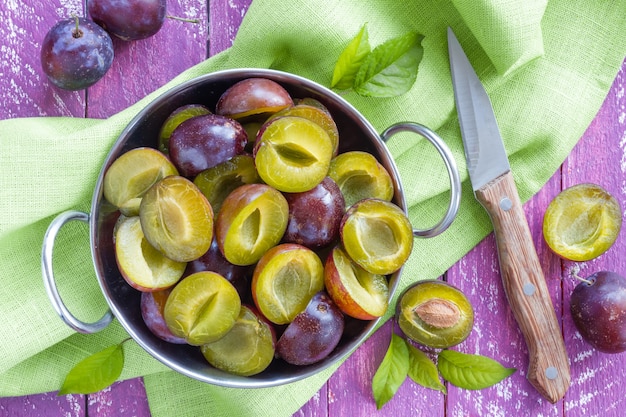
[1,0,625,416]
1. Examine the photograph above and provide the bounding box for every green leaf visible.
[372,333,410,409]
[407,343,446,394]
[331,24,371,90]
[354,31,424,97]
[437,350,516,390]
[58,343,125,395]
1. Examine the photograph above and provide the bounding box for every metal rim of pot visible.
[41,68,461,388]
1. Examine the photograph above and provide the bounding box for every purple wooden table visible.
[2,1,625,416]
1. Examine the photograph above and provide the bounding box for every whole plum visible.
[570,271,626,353]
[283,176,345,249]
[276,291,344,365]
[169,114,248,178]
[40,17,114,91]
[88,0,166,41]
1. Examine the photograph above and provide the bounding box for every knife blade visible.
[447,27,570,403]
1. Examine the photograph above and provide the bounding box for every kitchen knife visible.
[447,27,570,403]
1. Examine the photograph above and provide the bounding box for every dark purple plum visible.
[169,114,248,178]
[141,289,187,344]
[183,237,251,301]
[88,0,166,41]
[283,177,345,249]
[570,271,626,353]
[40,17,114,91]
[276,291,344,365]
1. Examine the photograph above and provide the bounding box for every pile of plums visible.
[103,77,415,375]
[40,0,167,90]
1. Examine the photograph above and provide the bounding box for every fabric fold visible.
[451,0,548,75]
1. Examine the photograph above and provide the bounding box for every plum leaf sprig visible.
[372,333,516,409]
[331,24,424,98]
[59,339,130,395]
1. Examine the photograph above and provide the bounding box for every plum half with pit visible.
[163,271,241,346]
[570,271,626,353]
[201,305,276,376]
[40,17,114,91]
[276,291,345,366]
[340,198,413,275]
[88,0,166,41]
[396,280,474,349]
[283,176,345,250]
[252,243,325,325]
[169,114,248,178]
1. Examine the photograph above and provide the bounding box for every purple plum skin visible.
[40,18,114,91]
[169,114,248,178]
[283,177,345,250]
[276,291,345,365]
[570,271,626,353]
[88,0,166,41]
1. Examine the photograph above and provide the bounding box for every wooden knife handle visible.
[475,171,570,403]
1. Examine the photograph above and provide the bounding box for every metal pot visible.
[42,69,461,388]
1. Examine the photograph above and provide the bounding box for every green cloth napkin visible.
[1,0,625,416]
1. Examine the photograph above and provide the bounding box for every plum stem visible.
[71,15,83,38]
[166,15,200,24]
[570,265,594,285]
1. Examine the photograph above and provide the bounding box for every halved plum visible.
[340,198,413,275]
[328,151,394,207]
[193,155,260,215]
[114,216,186,291]
[268,104,339,156]
[141,289,188,344]
[216,183,289,266]
[103,147,178,216]
[543,183,622,261]
[140,176,213,262]
[163,271,241,346]
[396,280,474,349]
[324,245,389,320]
[254,116,333,192]
[252,243,324,325]
[201,305,276,376]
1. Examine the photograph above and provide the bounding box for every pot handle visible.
[381,122,461,238]
[41,210,114,334]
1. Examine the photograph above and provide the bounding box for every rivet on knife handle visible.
[475,171,570,403]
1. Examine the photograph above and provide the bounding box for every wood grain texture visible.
[474,171,570,403]
[0,0,625,416]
